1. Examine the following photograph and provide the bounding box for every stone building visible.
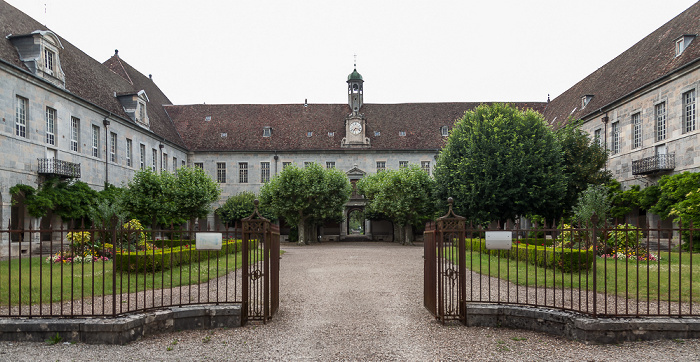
[543,1,700,229]
[0,0,544,253]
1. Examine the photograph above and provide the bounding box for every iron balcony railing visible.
[37,158,81,178]
[632,153,675,175]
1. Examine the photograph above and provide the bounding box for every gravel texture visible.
[1,241,700,361]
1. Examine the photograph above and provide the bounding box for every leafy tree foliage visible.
[555,120,611,216]
[9,178,99,222]
[357,166,435,245]
[122,167,220,227]
[260,163,351,245]
[216,191,274,227]
[169,166,221,222]
[606,180,641,221]
[434,103,565,224]
[650,171,700,219]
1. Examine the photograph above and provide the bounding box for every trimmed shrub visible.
[515,238,553,247]
[606,224,641,250]
[466,239,594,273]
[114,239,257,273]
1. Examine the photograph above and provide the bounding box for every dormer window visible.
[328,131,335,137]
[374,131,380,137]
[7,30,65,88]
[441,126,449,137]
[263,127,272,137]
[115,90,149,128]
[581,95,593,108]
[399,131,406,137]
[221,133,227,138]
[205,116,212,122]
[307,131,313,137]
[676,35,696,57]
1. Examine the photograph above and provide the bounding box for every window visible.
[593,129,602,147]
[307,131,313,137]
[92,125,100,158]
[683,89,696,133]
[15,96,27,138]
[44,48,54,74]
[263,127,272,137]
[632,113,641,149]
[152,148,157,171]
[328,132,334,137]
[110,132,117,162]
[581,95,593,108]
[399,161,408,169]
[194,162,204,169]
[374,131,381,137]
[163,153,168,171]
[126,138,132,167]
[138,101,146,123]
[676,36,695,57]
[181,160,185,167]
[173,157,177,172]
[217,162,226,183]
[282,162,291,169]
[221,133,227,138]
[421,161,430,174]
[399,131,406,137]
[326,161,335,169]
[239,162,248,183]
[45,107,56,145]
[611,121,620,155]
[376,161,386,173]
[304,162,313,168]
[261,162,270,183]
[70,117,80,152]
[656,102,667,141]
[140,144,146,169]
[441,126,448,137]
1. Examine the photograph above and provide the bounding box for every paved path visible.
[1,242,700,361]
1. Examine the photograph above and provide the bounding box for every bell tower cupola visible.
[347,66,363,114]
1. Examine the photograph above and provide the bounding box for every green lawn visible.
[446,246,700,303]
[0,249,265,306]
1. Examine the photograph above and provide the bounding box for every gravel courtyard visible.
[1,241,700,361]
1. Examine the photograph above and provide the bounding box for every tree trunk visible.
[393,222,403,244]
[404,224,414,245]
[297,217,307,245]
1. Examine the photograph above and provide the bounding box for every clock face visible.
[350,121,362,135]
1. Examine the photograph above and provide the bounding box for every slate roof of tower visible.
[543,1,700,128]
[0,0,186,148]
[165,102,547,152]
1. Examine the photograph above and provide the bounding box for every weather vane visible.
[354,54,357,69]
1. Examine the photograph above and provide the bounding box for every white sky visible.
[6,0,699,105]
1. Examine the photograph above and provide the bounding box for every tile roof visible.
[165,102,546,152]
[0,1,185,148]
[543,2,700,128]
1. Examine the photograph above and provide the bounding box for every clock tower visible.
[342,67,370,148]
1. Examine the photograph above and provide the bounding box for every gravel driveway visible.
[1,241,699,361]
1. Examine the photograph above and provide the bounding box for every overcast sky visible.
[6,0,699,105]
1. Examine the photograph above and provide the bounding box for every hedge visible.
[114,239,258,273]
[465,239,594,273]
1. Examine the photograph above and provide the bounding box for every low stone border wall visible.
[466,304,700,343]
[0,305,241,345]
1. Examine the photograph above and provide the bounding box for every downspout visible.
[103,116,111,187]
[159,142,164,173]
[601,111,609,171]
[273,153,279,176]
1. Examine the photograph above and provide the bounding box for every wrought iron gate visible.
[242,201,280,324]
[424,198,466,324]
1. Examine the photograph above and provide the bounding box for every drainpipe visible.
[159,143,164,173]
[273,153,279,176]
[601,112,609,171]
[103,117,111,187]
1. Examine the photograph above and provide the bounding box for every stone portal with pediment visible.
[340,165,372,240]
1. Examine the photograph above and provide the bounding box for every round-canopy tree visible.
[434,103,565,224]
[357,165,435,245]
[260,163,351,245]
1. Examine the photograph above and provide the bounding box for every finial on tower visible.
[354,53,357,69]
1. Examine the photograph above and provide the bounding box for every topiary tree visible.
[260,163,351,245]
[357,165,436,245]
[434,103,565,224]
[216,191,274,228]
